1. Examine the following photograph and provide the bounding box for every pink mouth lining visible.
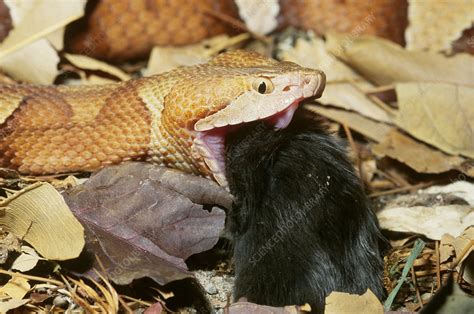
[196,100,303,185]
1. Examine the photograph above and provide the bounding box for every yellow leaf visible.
[0,182,85,260]
[326,33,474,86]
[325,289,383,314]
[395,83,474,158]
[0,298,29,313]
[0,277,30,300]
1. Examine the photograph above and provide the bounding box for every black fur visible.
[225,108,388,312]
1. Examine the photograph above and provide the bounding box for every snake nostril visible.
[283,86,291,91]
[304,76,313,85]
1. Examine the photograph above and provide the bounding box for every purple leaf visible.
[63,162,231,285]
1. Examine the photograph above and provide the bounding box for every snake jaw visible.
[192,69,325,186]
[194,98,305,187]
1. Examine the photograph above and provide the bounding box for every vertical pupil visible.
[258,82,266,94]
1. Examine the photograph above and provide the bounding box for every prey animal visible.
[225,109,388,312]
[0,51,325,186]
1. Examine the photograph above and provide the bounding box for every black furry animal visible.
[225,108,388,312]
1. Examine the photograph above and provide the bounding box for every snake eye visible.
[252,78,274,94]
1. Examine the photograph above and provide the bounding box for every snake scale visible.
[63,0,408,62]
[0,51,325,186]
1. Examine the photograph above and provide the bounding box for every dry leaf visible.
[395,82,474,159]
[278,35,362,83]
[304,104,392,142]
[64,53,131,81]
[0,182,85,260]
[451,227,473,284]
[326,33,474,86]
[320,83,392,123]
[279,36,391,122]
[377,204,473,240]
[11,246,43,272]
[145,34,249,76]
[372,130,471,176]
[235,0,279,35]
[439,233,456,263]
[45,27,64,50]
[324,289,383,314]
[63,163,230,286]
[0,276,30,300]
[0,38,59,83]
[0,0,85,58]
[228,301,310,313]
[406,0,474,52]
[423,181,474,206]
[0,297,29,312]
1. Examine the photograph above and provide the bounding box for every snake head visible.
[163,51,326,186]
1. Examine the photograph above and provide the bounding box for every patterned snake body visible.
[0,51,325,185]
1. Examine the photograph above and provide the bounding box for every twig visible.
[369,181,434,197]
[0,269,64,287]
[201,8,270,43]
[411,267,423,309]
[342,123,364,185]
[386,169,410,187]
[435,241,441,289]
[120,295,152,307]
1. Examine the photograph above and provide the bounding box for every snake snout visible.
[303,71,326,98]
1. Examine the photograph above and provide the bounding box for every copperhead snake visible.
[0,50,325,186]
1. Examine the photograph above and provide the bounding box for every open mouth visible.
[193,99,303,186]
[192,70,326,186]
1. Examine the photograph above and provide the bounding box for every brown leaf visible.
[0,277,30,300]
[145,34,249,76]
[372,130,471,176]
[304,104,393,142]
[279,36,392,123]
[395,83,474,159]
[278,36,361,83]
[63,162,230,286]
[326,33,474,86]
[319,83,392,123]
